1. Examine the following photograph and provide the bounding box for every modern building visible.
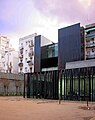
[85,23,95,59]
[24,23,95,101]
[18,34,53,73]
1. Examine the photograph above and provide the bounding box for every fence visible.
[24,67,95,101]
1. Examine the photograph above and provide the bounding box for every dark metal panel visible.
[88,68,91,101]
[92,68,93,101]
[64,70,66,100]
[27,73,30,98]
[36,73,38,98]
[23,74,26,98]
[78,69,80,100]
[33,74,34,98]
[58,23,81,70]
[41,46,48,59]
[44,72,47,98]
[34,35,41,72]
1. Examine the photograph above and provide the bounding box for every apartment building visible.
[0,35,9,72]
[18,33,37,73]
[85,23,95,59]
[4,49,18,73]
[0,35,19,73]
[18,33,53,73]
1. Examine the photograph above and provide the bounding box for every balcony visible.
[19,54,23,59]
[86,43,95,48]
[29,41,34,48]
[20,49,23,54]
[1,57,5,62]
[28,61,33,67]
[86,54,95,59]
[29,52,34,57]
[18,63,23,67]
[19,46,24,50]
[27,59,31,63]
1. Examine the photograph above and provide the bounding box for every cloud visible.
[32,0,95,25]
[1,0,94,51]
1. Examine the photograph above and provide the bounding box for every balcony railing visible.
[18,63,23,67]
[28,61,33,67]
[29,43,34,48]
[27,59,33,67]
[86,54,95,59]
[27,59,31,63]
[19,54,23,59]
[19,46,24,50]
[20,49,23,54]
[86,43,95,47]
[28,52,34,57]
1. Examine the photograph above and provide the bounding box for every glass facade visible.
[48,44,58,58]
[41,43,58,69]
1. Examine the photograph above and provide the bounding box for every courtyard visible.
[0,97,95,120]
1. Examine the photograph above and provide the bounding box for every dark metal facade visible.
[58,23,81,70]
[34,35,41,72]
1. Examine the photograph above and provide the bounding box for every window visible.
[25,50,27,54]
[20,59,23,62]
[92,49,94,52]
[20,67,22,71]
[30,67,32,73]
[92,38,94,40]
[87,51,90,55]
[25,67,27,72]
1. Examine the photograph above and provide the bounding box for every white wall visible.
[19,33,37,73]
[41,35,54,46]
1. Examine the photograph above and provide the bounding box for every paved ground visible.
[0,97,95,120]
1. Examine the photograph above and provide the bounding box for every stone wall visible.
[0,72,24,96]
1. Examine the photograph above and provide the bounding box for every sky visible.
[0,0,95,50]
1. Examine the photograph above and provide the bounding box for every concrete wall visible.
[0,72,24,96]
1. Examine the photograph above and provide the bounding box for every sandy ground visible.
[0,97,95,120]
